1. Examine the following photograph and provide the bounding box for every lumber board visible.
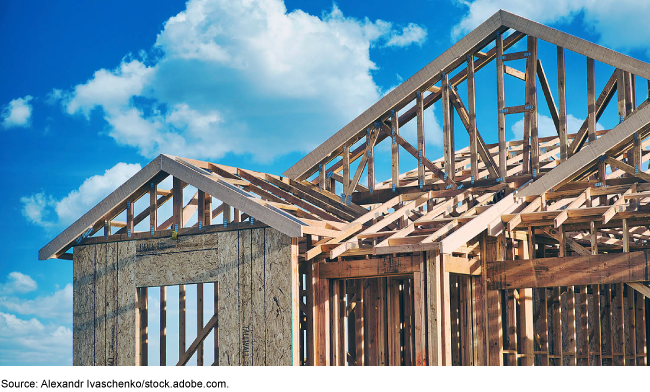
[518,103,650,198]
[319,255,419,279]
[284,11,506,180]
[487,251,650,289]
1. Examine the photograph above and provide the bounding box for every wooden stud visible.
[179,284,186,360]
[467,54,479,180]
[140,287,148,366]
[589,284,602,365]
[442,73,453,181]
[557,47,567,161]
[496,33,507,179]
[173,177,184,230]
[367,130,375,194]
[391,110,399,190]
[160,286,166,366]
[150,182,157,233]
[564,286,577,366]
[356,279,365,365]
[526,37,539,175]
[416,91,426,186]
[214,282,219,366]
[197,283,204,366]
[587,58,596,143]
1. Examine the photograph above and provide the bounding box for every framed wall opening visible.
[136,282,219,366]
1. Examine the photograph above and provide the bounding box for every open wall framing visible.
[44,9,650,366]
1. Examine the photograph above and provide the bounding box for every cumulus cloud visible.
[56,0,428,162]
[385,23,427,47]
[21,162,141,228]
[511,113,604,140]
[0,312,72,365]
[0,272,38,295]
[65,60,155,118]
[0,284,72,323]
[452,0,650,56]
[1,95,33,128]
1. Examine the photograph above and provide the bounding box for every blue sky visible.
[1,0,650,365]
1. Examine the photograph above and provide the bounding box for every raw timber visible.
[42,10,650,366]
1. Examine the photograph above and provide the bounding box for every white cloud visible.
[452,1,650,56]
[0,272,38,295]
[21,162,142,228]
[0,284,72,323]
[385,23,427,47]
[511,113,603,140]
[20,192,56,228]
[65,60,155,118]
[57,0,428,162]
[1,95,33,128]
[0,312,72,365]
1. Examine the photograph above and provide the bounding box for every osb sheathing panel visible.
[264,229,292,365]
[73,228,292,366]
[135,234,220,287]
[116,241,137,366]
[218,230,239,366]
[94,243,106,366]
[251,228,266,365]
[73,244,93,366]
[239,229,253,366]
[105,243,118,366]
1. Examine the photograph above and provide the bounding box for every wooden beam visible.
[568,71,617,156]
[442,73,454,181]
[176,313,218,366]
[173,177,184,230]
[628,282,650,298]
[391,110,399,191]
[467,54,479,181]
[504,65,526,80]
[526,36,539,175]
[517,102,650,198]
[417,90,426,186]
[496,32,507,179]
[448,86,499,179]
[319,255,419,279]
[179,284,186,359]
[587,57,597,143]
[605,157,650,182]
[602,184,636,224]
[160,286,166,366]
[557,47,567,162]
[536,59,559,135]
[487,250,650,289]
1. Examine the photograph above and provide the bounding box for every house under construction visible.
[41,10,650,366]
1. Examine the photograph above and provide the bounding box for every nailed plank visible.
[487,251,650,289]
[40,156,164,260]
[319,255,419,279]
[284,11,506,180]
[518,103,650,198]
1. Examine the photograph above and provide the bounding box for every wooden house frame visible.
[42,10,650,366]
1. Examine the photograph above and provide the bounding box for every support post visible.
[557,47,567,161]
[496,33,507,179]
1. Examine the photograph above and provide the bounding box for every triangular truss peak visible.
[39,154,368,260]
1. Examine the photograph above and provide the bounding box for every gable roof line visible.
[38,155,164,260]
[39,154,307,260]
[284,9,650,181]
[282,11,505,181]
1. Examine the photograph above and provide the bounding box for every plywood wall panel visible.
[94,243,107,366]
[73,228,292,367]
[73,245,94,366]
[116,241,137,366]
[251,228,266,365]
[105,243,118,366]
[265,229,292,365]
